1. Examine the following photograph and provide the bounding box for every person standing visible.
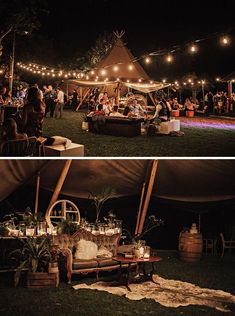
[55,87,64,119]
[71,89,78,110]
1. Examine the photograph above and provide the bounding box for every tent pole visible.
[135,160,154,235]
[148,93,157,107]
[135,182,146,236]
[116,82,120,106]
[45,160,72,220]
[76,88,91,111]
[34,172,40,217]
[137,160,158,235]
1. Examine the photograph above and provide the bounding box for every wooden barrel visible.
[172,110,180,117]
[186,111,194,118]
[179,232,203,262]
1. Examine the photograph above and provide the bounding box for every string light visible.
[113,66,119,72]
[101,69,106,76]
[162,79,166,83]
[216,77,220,81]
[128,64,133,71]
[189,43,198,53]
[166,54,173,63]
[221,35,230,46]
[90,70,95,75]
[145,57,151,64]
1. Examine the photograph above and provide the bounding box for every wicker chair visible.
[0,136,38,157]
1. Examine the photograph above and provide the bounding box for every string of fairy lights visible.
[13,32,235,87]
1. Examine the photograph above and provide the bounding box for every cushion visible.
[74,239,98,260]
[97,246,113,258]
[73,259,98,270]
[96,258,118,268]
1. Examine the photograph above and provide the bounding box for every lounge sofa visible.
[87,116,144,137]
[53,229,122,283]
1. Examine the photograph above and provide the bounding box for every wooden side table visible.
[112,256,162,291]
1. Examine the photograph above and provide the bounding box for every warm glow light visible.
[101,69,106,76]
[183,82,186,85]
[126,79,130,83]
[188,79,192,83]
[128,64,133,71]
[174,81,178,85]
[52,74,55,77]
[65,74,68,78]
[81,73,84,78]
[216,77,220,81]
[86,76,89,80]
[202,80,205,84]
[73,72,76,76]
[51,69,54,72]
[42,72,45,76]
[166,54,173,63]
[138,79,142,83]
[113,66,119,72]
[116,78,120,81]
[189,44,198,53]
[150,81,153,84]
[145,57,151,64]
[0,70,3,74]
[191,82,194,85]
[221,36,230,45]
[162,79,166,83]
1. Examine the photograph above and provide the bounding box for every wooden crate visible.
[27,272,57,288]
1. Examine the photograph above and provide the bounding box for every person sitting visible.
[21,86,45,137]
[184,98,195,111]
[172,98,180,110]
[129,99,146,117]
[1,118,27,141]
[152,97,170,122]
[123,105,132,116]
[109,105,124,117]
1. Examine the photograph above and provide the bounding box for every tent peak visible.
[113,30,125,39]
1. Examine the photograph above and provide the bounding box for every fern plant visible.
[10,236,51,287]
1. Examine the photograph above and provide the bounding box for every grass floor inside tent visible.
[0,251,235,316]
[42,110,235,157]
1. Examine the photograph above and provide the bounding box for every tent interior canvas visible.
[0,159,235,249]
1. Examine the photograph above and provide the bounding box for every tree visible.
[82,32,116,70]
[0,0,48,35]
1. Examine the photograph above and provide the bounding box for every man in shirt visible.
[55,87,64,119]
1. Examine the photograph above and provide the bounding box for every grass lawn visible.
[42,110,235,157]
[0,252,234,316]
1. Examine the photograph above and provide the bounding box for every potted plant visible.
[10,236,52,287]
[122,215,164,257]
[2,214,20,236]
[57,218,79,235]
[0,223,9,237]
[89,187,117,224]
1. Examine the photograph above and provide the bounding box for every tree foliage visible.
[82,32,116,70]
[0,0,48,35]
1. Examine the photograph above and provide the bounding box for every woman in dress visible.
[21,86,45,137]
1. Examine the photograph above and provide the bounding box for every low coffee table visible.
[112,256,162,291]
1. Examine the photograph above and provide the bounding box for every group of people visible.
[0,85,47,145]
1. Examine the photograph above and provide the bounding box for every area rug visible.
[73,275,235,312]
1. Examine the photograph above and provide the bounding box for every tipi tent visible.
[67,32,170,104]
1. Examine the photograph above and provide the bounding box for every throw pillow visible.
[74,239,98,260]
[97,246,113,258]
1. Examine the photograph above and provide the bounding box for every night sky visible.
[13,0,235,80]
